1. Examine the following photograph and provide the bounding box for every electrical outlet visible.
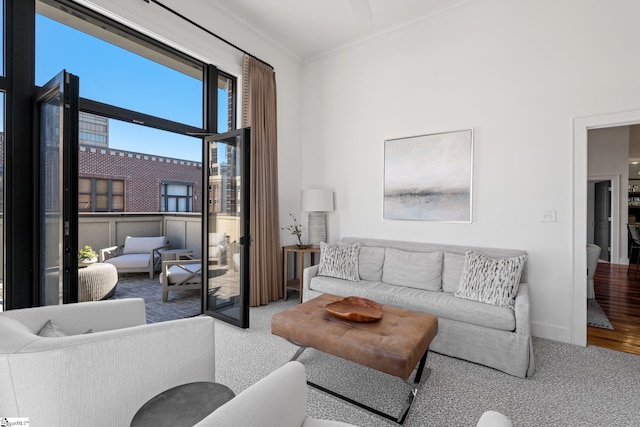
[542,210,557,223]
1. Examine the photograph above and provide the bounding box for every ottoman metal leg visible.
[288,343,430,425]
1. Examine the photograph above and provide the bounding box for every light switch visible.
[542,210,557,223]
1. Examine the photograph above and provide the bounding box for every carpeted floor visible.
[214,299,640,427]
[587,298,614,330]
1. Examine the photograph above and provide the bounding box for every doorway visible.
[574,110,640,346]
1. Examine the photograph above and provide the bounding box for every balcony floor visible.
[111,272,201,323]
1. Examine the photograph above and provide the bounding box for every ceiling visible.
[207,0,473,61]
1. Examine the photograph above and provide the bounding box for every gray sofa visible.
[302,237,535,378]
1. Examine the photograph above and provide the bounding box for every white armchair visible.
[0,298,215,426]
[196,362,357,427]
[101,235,170,278]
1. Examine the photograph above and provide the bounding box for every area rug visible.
[213,299,640,427]
[587,298,614,329]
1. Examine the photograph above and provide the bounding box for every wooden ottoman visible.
[271,293,438,424]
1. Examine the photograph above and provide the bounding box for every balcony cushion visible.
[164,263,202,284]
[106,253,158,269]
[122,236,166,255]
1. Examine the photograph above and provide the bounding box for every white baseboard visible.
[531,321,574,345]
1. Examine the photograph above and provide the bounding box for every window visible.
[79,178,124,212]
[161,182,194,212]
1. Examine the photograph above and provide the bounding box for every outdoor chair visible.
[160,259,202,301]
[101,236,170,279]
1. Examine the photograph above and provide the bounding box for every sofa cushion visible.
[122,236,166,255]
[442,252,465,293]
[308,275,379,297]
[454,250,527,309]
[318,242,360,282]
[309,277,516,331]
[358,246,385,281]
[382,248,443,291]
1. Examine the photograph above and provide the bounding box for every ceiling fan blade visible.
[349,0,373,24]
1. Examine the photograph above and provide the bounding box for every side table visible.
[282,245,321,303]
[130,381,235,427]
[159,248,194,262]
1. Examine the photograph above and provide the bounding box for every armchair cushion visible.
[122,236,167,255]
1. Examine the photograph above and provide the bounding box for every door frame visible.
[587,175,620,263]
[573,109,640,346]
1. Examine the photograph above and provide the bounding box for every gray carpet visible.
[587,298,614,330]
[214,299,640,427]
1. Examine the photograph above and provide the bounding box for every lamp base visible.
[308,212,327,246]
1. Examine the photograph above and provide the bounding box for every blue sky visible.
[36,14,227,162]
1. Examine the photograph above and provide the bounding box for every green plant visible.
[282,213,303,246]
[78,245,98,260]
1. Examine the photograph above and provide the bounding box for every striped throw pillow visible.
[318,242,360,282]
[454,250,526,309]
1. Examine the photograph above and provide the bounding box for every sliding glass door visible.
[204,128,250,327]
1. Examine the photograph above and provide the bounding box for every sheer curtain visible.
[242,55,282,306]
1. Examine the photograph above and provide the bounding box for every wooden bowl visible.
[325,296,383,322]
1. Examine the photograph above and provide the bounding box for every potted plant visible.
[282,213,306,248]
[78,245,98,267]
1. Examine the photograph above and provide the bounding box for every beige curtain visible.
[242,55,282,306]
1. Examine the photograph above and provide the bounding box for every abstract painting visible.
[384,129,473,222]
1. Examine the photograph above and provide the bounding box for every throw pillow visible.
[318,242,360,282]
[382,248,443,291]
[454,250,527,309]
[37,320,69,337]
[442,252,466,293]
[358,246,385,281]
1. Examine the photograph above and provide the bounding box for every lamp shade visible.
[300,189,334,212]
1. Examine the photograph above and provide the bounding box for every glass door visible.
[204,128,250,327]
[36,70,79,305]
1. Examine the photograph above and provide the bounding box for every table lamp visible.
[300,189,334,246]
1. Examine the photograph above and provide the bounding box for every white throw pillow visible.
[454,250,526,309]
[358,246,385,281]
[318,242,360,282]
[37,320,69,337]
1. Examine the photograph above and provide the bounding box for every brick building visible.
[79,145,203,213]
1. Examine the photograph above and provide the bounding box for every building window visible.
[79,178,125,212]
[161,181,194,212]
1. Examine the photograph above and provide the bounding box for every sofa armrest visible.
[302,265,320,296]
[514,282,531,336]
[196,361,307,427]
[3,298,146,334]
[2,316,216,426]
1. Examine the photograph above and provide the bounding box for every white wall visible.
[77,0,304,246]
[587,126,630,262]
[301,0,640,343]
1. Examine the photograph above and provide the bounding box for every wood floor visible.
[588,262,640,355]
